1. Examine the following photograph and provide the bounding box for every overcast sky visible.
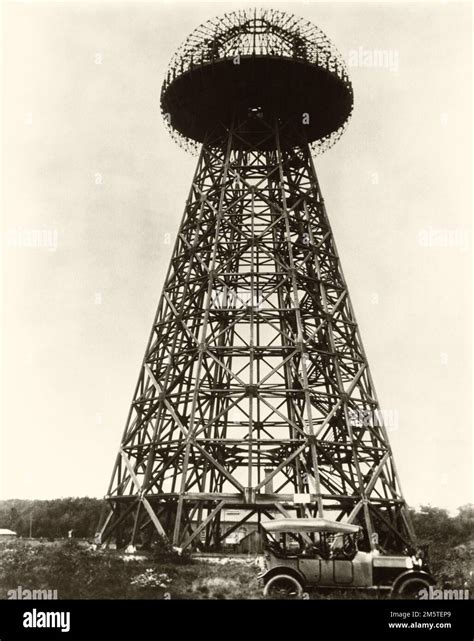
[2,0,472,514]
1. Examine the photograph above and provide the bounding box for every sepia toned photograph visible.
[1,1,472,640]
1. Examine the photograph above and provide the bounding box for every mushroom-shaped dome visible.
[161,8,353,153]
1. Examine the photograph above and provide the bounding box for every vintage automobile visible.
[258,518,435,598]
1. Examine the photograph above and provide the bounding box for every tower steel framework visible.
[100,9,416,554]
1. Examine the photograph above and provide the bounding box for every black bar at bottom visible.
[0,599,472,641]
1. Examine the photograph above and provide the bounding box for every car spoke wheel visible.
[394,576,432,599]
[263,574,303,599]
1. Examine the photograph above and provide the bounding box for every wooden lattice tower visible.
[100,9,416,554]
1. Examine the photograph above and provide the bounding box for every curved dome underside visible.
[162,56,353,151]
[161,8,353,154]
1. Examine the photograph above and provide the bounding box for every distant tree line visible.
[409,504,473,586]
[0,499,472,551]
[0,498,103,539]
[410,504,473,550]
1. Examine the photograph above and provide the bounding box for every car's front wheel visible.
[263,574,304,599]
[393,575,432,599]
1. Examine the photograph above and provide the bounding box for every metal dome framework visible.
[160,8,353,155]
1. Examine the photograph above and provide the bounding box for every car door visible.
[332,559,354,585]
[318,559,352,586]
[299,558,354,586]
[297,557,321,585]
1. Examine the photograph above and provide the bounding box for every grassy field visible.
[0,539,263,600]
[0,539,384,600]
[0,537,472,600]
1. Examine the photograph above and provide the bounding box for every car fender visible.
[391,569,436,593]
[259,565,306,586]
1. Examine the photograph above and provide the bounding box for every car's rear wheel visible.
[263,574,304,599]
[393,576,432,599]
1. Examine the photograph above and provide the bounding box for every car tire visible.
[263,574,304,599]
[393,575,432,599]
